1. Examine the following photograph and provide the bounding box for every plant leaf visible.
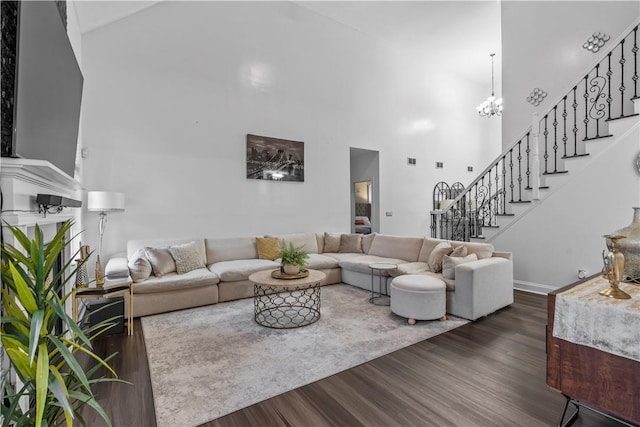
[1,288,28,324]
[48,365,74,425]
[61,337,118,378]
[9,261,38,314]
[35,343,49,427]
[68,390,112,427]
[5,347,35,382]
[29,309,45,364]
[48,335,92,395]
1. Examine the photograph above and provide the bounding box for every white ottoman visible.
[390,275,446,325]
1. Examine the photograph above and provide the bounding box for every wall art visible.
[246,134,304,182]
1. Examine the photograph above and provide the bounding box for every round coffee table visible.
[249,269,326,329]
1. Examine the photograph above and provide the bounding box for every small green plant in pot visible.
[1,220,121,427]
[279,243,309,275]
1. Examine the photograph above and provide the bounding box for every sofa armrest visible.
[105,256,130,279]
[451,257,514,320]
[492,251,512,260]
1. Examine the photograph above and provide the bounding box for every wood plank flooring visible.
[84,290,624,427]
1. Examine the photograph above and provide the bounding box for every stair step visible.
[562,153,590,159]
[497,213,515,217]
[605,113,639,122]
[542,170,569,175]
[510,200,532,204]
[583,134,613,142]
[525,186,549,190]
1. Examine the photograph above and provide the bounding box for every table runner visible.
[553,276,640,362]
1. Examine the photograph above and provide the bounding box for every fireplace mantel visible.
[1,157,83,227]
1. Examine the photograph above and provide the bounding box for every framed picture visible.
[246,134,304,182]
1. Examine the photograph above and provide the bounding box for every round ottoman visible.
[390,275,446,325]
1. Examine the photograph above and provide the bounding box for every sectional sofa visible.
[105,232,513,321]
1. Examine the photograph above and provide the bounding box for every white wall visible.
[501,1,640,147]
[80,1,500,259]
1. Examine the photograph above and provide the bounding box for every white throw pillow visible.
[427,241,453,273]
[144,246,176,277]
[128,248,152,283]
[442,253,478,280]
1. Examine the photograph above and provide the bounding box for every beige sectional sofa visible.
[105,232,513,321]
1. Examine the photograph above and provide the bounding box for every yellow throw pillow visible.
[256,237,281,260]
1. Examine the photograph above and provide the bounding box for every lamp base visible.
[95,255,105,289]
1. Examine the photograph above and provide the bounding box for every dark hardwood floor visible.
[85,290,624,427]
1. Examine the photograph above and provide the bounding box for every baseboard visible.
[513,280,558,295]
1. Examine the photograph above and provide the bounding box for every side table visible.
[368,262,397,306]
[73,281,133,336]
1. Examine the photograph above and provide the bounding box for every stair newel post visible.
[530,113,541,201]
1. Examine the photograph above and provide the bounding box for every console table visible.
[547,275,640,426]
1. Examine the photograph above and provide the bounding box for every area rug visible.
[141,284,469,427]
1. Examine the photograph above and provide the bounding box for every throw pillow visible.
[323,232,341,253]
[256,237,281,260]
[144,246,176,277]
[361,233,376,254]
[339,233,363,254]
[128,248,152,283]
[442,253,478,280]
[427,241,453,272]
[169,241,205,274]
[450,245,468,258]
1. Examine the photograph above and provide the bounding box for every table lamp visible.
[87,191,125,287]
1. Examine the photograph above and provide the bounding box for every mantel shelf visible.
[1,157,82,192]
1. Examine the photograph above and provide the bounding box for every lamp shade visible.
[87,191,125,212]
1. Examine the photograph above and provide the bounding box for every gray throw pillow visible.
[323,232,341,253]
[169,241,206,274]
[339,233,363,254]
[128,248,152,282]
[144,246,176,277]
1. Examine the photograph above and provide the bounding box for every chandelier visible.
[476,53,503,117]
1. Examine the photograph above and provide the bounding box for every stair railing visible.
[432,21,639,241]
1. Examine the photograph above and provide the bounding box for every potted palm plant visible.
[1,220,121,427]
[279,243,309,275]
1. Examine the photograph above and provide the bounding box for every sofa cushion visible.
[322,252,364,262]
[169,241,206,274]
[323,232,341,253]
[339,234,363,253]
[442,253,478,280]
[127,248,152,283]
[368,234,424,262]
[144,247,176,277]
[339,255,408,275]
[451,241,495,260]
[256,237,281,261]
[305,253,340,270]
[206,237,258,263]
[133,268,219,294]
[394,262,431,276]
[272,233,319,254]
[420,271,456,291]
[209,259,279,282]
[427,241,453,273]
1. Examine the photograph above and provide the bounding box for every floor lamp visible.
[87,191,125,287]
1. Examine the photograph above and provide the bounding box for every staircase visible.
[431,22,640,244]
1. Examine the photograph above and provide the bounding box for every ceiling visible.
[72,1,501,84]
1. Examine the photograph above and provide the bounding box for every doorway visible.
[349,147,380,234]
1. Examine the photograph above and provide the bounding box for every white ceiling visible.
[72,1,502,84]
